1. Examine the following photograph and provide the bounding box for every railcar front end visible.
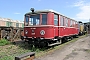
[24,10,60,47]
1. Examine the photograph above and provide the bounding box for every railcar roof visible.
[25,9,62,15]
[25,9,78,22]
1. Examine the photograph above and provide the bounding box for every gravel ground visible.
[35,36,90,60]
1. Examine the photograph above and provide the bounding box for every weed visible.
[0,56,13,60]
[0,39,10,46]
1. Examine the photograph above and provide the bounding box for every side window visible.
[54,14,58,26]
[74,21,75,27]
[66,18,68,27]
[70,20,72,27]
[60,16,63,26]
[75,21,76,27]
[25,16,29,23]
[76,21,78,28]
[64,18,66,26]
[72,21,74,27]
[42,14,47,25]
[72,20,75,27]
[25,16,29,26]
[63,17,64,26]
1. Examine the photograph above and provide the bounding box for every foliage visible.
[0,56,13,60]
[0,39,10,46]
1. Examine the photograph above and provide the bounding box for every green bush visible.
[0,39,10,46]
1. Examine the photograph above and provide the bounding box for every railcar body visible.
[23,9,79,47]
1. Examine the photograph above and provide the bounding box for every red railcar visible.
[23,9,79,47]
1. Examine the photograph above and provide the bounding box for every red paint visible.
[24,12,79,39]
[24,26,54,39]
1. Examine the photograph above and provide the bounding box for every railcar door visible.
[54,14,59,38]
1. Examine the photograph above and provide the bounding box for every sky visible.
[0,0,90,23]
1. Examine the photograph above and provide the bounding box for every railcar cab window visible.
[25,16,29,26]
[41,14,47,25]
[29,14,40,25]
[54,14,58,26]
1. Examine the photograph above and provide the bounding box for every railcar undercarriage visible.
[23,34,79,48]
[24,37,62,47]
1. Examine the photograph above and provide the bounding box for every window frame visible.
[65,18,68,27]
[29,14,40,25]
[54,14,58,26]
[60,15,64,26]
[41,13,47,25]
[70,19,72,27]
[25,15,29,26]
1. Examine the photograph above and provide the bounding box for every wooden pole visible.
[0,30,1,40]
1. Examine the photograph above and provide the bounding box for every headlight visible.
[32,30,34,33]
[40,30,45,35]
[25,30,28,34]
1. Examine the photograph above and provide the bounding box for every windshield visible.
[29,14,40,25]
[25,14,47,26]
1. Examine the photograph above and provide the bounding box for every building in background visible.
[0,17,24,28]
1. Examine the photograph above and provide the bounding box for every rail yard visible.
[0,17,24,41]
[0,9,90,60]
[0,34,88,60]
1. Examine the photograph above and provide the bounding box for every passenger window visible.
[74,21,75,27]
[66,18,68,27]
[60,16,64,26]
[54,14,58,26]
[42,14,47,25]
[70,20,72,27]
[75,21,78,28]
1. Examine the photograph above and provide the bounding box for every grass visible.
[0,39,10,46]
[0,56,13,60]
[0,35,86,60]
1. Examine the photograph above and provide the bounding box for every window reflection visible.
[29,14,40,25]
[25,14,47,26]
[25,16,29,26]
[54,14,58,26]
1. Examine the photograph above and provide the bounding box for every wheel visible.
[58,39,61,44]
[71,36,73,40]
[34,44,39,48]
[61,38,67,43]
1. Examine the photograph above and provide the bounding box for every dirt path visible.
[35,36,90,60]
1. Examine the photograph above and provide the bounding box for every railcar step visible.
[53,39,58,41]
[48,42,61,46]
